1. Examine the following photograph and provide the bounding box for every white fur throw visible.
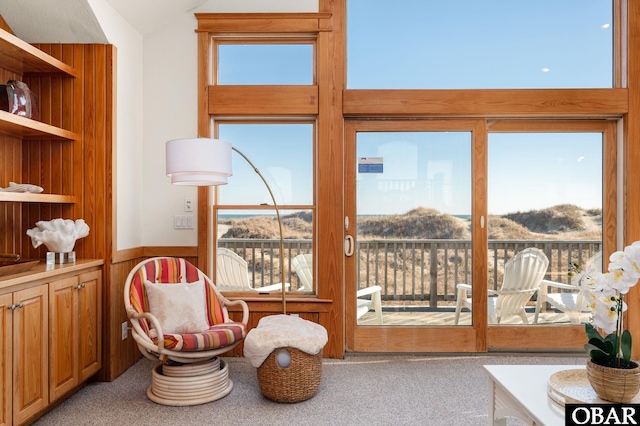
[243,314,328,368]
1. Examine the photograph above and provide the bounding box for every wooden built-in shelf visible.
[0,27,77,77]
[0,110,78,140]
[0,192,77,203]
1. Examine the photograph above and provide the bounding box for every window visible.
[213,121,316,292]
[199,15,325,296]
[215,39,315,85]
[199,8,628,354]
[347,0,613,89]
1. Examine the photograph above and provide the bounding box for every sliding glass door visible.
[345,119,616,353]
[345,119,485,353]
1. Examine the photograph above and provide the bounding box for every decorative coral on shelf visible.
[26,218,90,253]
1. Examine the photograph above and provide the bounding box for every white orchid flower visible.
[593,294,622,334]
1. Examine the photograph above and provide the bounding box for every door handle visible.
[344,235,354,257]
[344,216,354,256]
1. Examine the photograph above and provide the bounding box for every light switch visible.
[174,215,194,229]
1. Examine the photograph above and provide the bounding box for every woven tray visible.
[548,369,640,406]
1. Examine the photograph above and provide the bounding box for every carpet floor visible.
[33,353,586,425]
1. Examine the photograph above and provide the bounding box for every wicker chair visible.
[123,257,249,405]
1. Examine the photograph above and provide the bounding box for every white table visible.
[483,364,584,426]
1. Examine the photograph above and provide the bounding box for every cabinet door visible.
[49,276,79,401]
[78,270,102,381]
[0,293,12,426]
[13,285,48,425]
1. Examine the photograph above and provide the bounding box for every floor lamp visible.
[165,137,287,314]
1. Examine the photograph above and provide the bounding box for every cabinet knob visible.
[10,302,23,310]
[76,283,86,290]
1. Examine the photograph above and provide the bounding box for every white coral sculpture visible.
[26,218,90,253]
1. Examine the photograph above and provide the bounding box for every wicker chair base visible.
[257,347,322,403]
[147,357,233,406]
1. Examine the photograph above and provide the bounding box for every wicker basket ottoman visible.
[244,314,328,403]
[257,347,322,403]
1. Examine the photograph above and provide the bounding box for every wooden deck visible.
[357,307,589,326]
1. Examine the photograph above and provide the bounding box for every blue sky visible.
[347,0,612,89]
[217,123,314,207]
[215,1,611,216]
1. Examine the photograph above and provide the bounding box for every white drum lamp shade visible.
[166,138,233,186]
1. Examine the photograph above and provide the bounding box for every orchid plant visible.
[570,241,640,369]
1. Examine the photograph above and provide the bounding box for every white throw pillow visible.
[144,280,210,334]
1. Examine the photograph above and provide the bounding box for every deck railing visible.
[218,239,601,306]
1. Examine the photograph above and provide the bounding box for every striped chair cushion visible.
[150,323,247,351]
[129,257,245,351]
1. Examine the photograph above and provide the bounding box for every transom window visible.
[347,0,613,89]
[215,39,315,85]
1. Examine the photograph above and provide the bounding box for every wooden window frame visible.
[196,13,330,272]
[195,1,640,358]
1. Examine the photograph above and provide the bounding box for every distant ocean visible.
[218,213,472,220]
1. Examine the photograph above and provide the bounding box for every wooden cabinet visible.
[0,261,102,425]
[49,270,102,401]
[0,285,48,426]
[0,293,12,426]
[77,270,102,383]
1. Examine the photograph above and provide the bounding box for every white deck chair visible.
[355,285,383,325]
[454,247,549,324]
[291,253,314,292]
[534,251,601,324]
[291,253,383,324]
[216,247,288,292]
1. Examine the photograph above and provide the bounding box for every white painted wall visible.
[87,0,144,250]
[141,0,318,247]
[141,11,200,247]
